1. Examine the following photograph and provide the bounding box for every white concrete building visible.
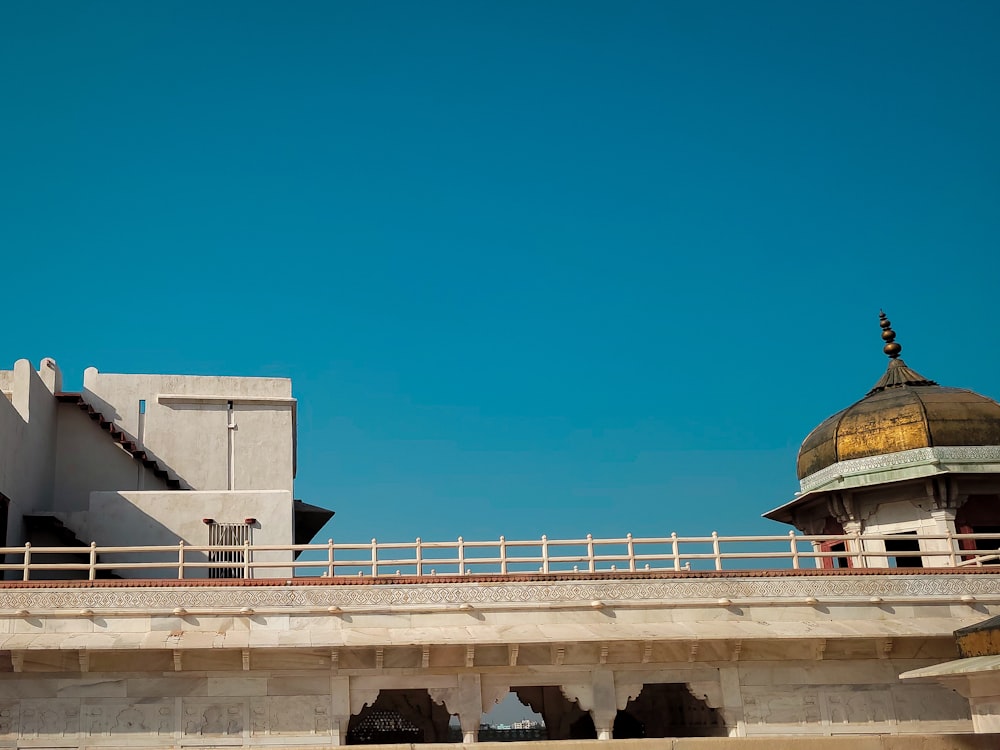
[0,357,332,579]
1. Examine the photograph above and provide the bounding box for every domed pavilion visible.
[765,312,1000,567]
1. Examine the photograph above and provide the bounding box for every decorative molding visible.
[800,445,1000,492]
[349,687,379,716]
[615,683,643,711]
[814,640,827,661]
[686,680,723,710]
[559,683,592,711]
[3,574,999,613]
[427,687,456,714]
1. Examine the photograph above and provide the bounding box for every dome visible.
[797,314,1000,481]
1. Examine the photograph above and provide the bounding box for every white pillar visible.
[456,673,482,743]
[330,675,351,746]
[590,669,617,740]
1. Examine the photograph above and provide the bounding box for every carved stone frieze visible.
[2,573,999,613]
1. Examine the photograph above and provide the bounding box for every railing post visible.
[371,538,378,577]
[415,538,423,577]
[671,532,680,571]
[499,536,507,575]
[457,536,465,575]
[946,529,958,567]
[541,535,550,574]
[22,542,31,582]
[89,542,98,581]
[712,531,722,571]
[587,533,595,573]
[851,530,866,568]
[243,537,251,580]
[626,532,636,572]
[327,539,335,578]
[177,540,185,579]
[789,530,800,569]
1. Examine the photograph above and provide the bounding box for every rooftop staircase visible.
[55,393,183,490]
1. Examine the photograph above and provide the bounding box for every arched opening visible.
[346,689,454,744]
[956,495,1000,564]
[619,683,725,738]
[479,692,545,741]
[512,686,592,740]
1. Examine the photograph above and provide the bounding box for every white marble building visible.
[0,315,999,747]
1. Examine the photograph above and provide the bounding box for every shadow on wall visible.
[25,495,262,581]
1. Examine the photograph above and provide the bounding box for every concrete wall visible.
[82,368,295,492]
[51,404,170,515]
[65,490,295,578]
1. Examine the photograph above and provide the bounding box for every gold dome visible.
[797,314,1000,480]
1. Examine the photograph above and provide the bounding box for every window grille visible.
[208,522,252,578]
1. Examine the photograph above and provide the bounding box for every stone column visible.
[330,675,351,746]
[430,674,483,743]
[718,666,746,737]
[456,673,483,743]
[561,669,618,740]
[590,669,617,740]
[841,520,877,567]
[926,508,959,567]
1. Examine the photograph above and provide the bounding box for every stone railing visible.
[2,531,1000,581]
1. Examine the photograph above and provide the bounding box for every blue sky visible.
[3,1,999,546]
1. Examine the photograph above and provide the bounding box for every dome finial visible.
[879,310,902,359]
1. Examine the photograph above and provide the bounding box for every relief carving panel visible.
[182,700,244,737]
[743,689,820,726]
[0,703,17,740]
[19,699,80,739]
[821,689,892,727]
[250,696,331,736]
[84,701,175,738]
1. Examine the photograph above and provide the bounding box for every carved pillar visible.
[562,669,618,740]
[457,674,483,743]
[828,492,872,567]
[591,669,617,740]
[430,674,483,743]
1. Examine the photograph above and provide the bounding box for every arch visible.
[346,689,452,744]
[619,683,725,738]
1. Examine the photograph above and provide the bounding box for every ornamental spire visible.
[879,310,902,359]
[866,311,937,395]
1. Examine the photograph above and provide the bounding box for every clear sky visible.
[3,1,999,546]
